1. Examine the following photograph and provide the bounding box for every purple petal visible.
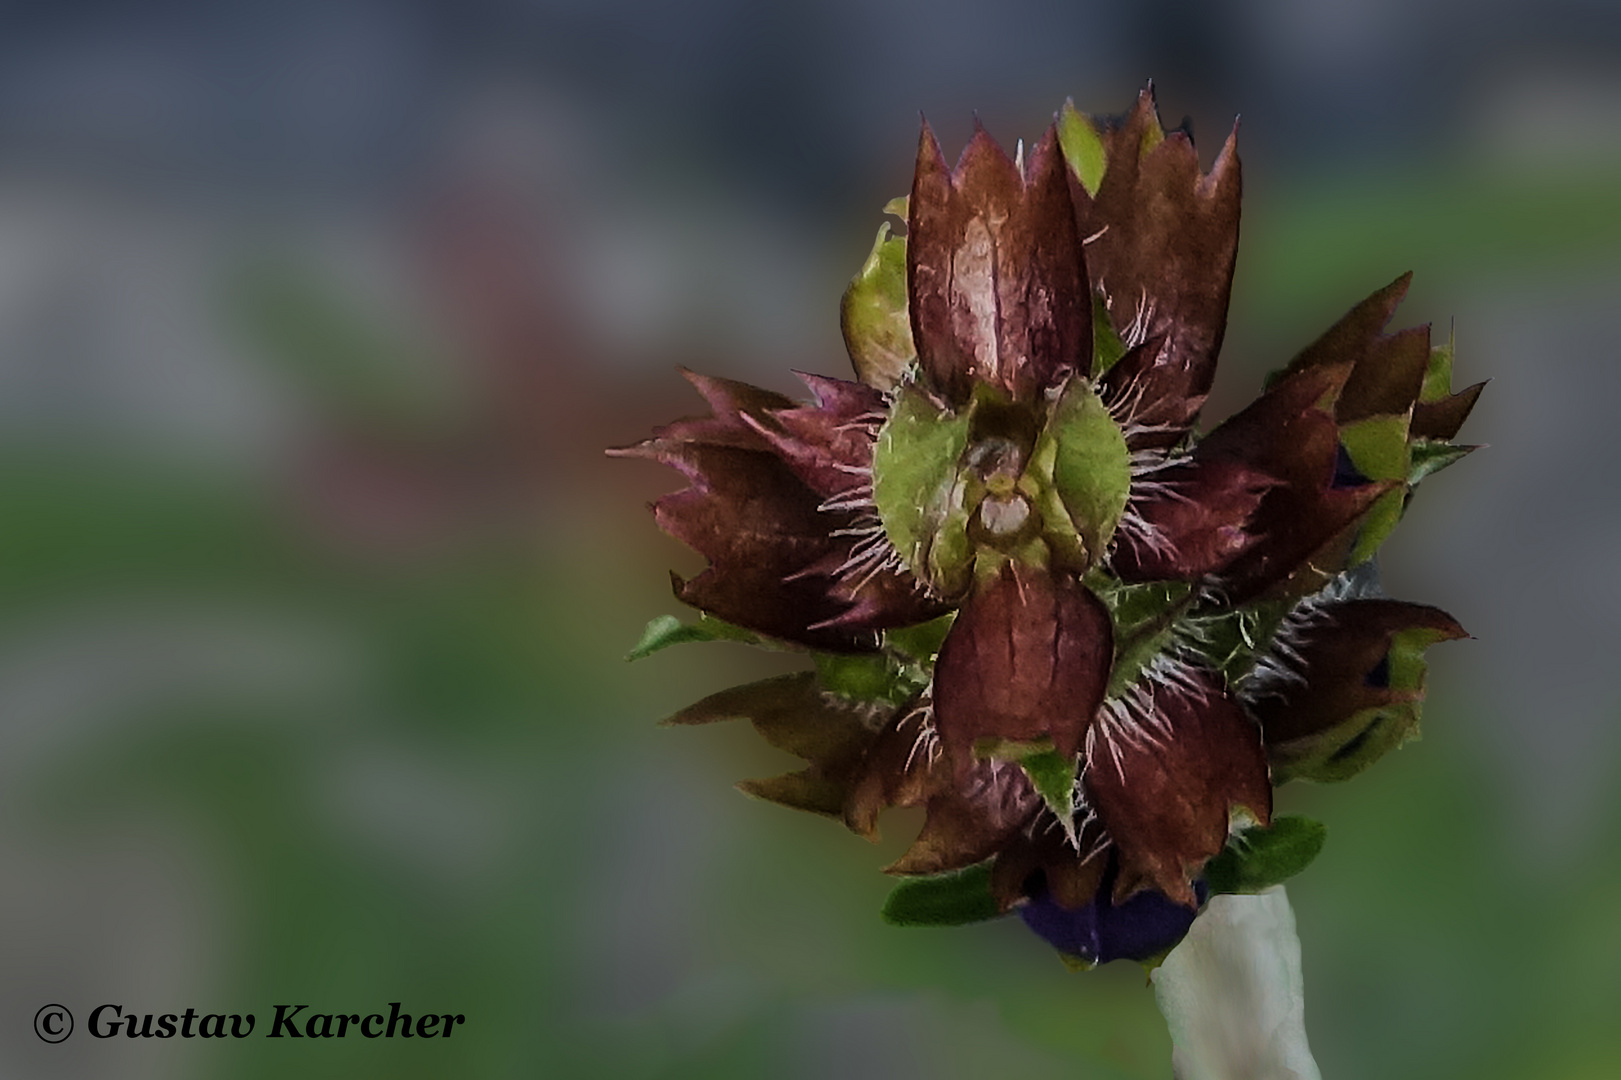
[1019,861,1209,965]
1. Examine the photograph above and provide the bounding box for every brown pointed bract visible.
[844,704,936,841]
[647,441,874,651]
[885,760,1041,875]
[991,814,1110,912]
[1086,671,1271,907]
[908,123,1090,405]
[841,702,1042,876]
[667,673,880,819]
[1249,600,1467,746]
[1197,364,1394,604]
[932,564,1113,772]
[746,373,886,500]
[1113,458,1276,582]
[1085,87,1241,443]
[1281,274,1430,423]
[611,370,940,647]
[1412,380,1485,441]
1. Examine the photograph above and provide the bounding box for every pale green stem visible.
[1150,886,1322,1080]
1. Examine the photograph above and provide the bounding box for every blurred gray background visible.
[0,1,1617,1077]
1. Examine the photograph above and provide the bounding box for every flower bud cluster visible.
[614,87,1479,966]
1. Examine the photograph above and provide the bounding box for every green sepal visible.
[1037,380,1131,566]
[1340,414,1409,482]
[1100,580,1194,697]
[1339,414,1411,564]
[840,201,916,392]
[1179,597,1293,686]
[1419,334,1456,403]
[627,613,763,660]
[881,862,1000,927]
[1019,748,1078,820]
[884,614,956,665]
[872,385,973,594]
[1090,293,1127,376]
[1408,439,1477,486]
[813,652,928,707]
[1386,622,1448,693]
[963,737,1074,821]
[1057,100,1107,196]
[1021,436,1088,571]
[1272,702,1418,784]
[1203,815,1328,895]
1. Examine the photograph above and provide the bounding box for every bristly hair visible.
[1238,562,1385,706]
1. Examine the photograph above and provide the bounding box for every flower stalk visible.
[1153,887,1321,1080]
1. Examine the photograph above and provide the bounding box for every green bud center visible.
[978,493,1031,537]
[872,378,1134,594]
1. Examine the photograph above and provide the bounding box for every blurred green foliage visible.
[6,155,1619,1079]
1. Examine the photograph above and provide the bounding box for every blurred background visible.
[0,1,1616,1077]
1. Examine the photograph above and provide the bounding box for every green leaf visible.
[881,862,1000,927]
[626,614,762,660]
[1057,100,1107,196]
[1203,816,1328,895]
[840,203,916,392]
[1339,414,1412,564]
[872,385,973,594]
[1090,293,1128,376]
